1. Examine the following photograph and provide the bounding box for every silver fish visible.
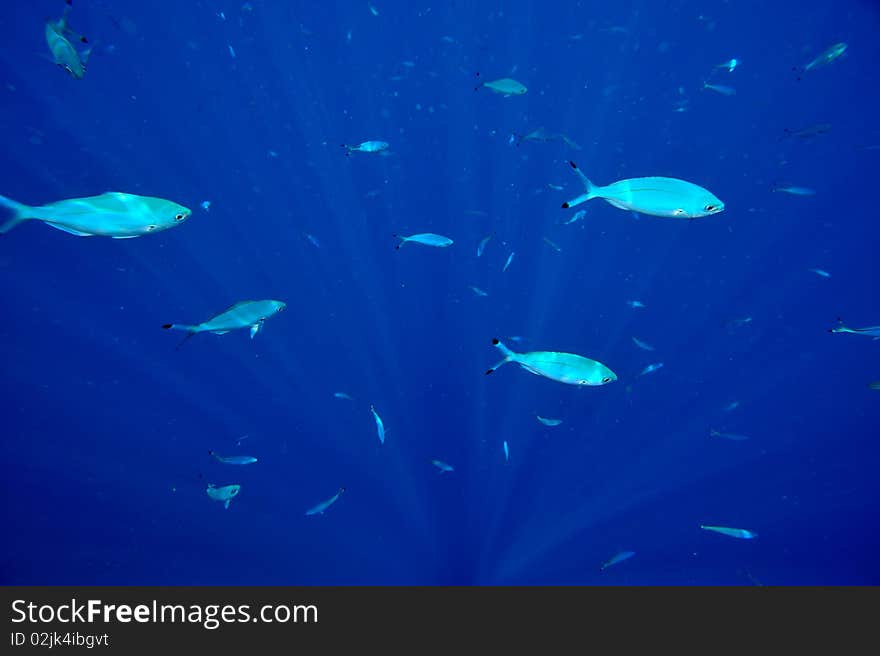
[502,252,515,272]
[370,405,386,444]
[470,286,489,297]
[638,362,664,376]
[700,524,757,539]
[162,300,286,345]
[342,140,389,155]
[305,487,345,516]
[710,429,749,441]
[829,319,880,338]
[536,415,563,427]
[476,233,493,257]
[702,82,736,96]
[632,337,655,351]
[431,459,454,473]
[486,338,617,387]
[45,0,91,79]
[773,186,816,196]
[209,451,258,465]
[206,483,240,510]
[394,233,453,249]
[600,550,635,571]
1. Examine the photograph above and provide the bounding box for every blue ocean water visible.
[1,0,878,585]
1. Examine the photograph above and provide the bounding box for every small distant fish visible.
[809,268,831,278]
[627,300,646,309]
[563,209,587,225]
[803,42,847,72]
[486,338,617,387]
[235,434,250,446]
[228,44,236,58]
[304,233,321,248]
[783,123,831,139]
[638,362,664,377]
[714,58,739,72]
[868,381,880,390]
[542,237,562,253]
[536,415,562,427]
[394,233,453,249]
[368,4,379,16]
[511,127,581,150]
[507,336,525,343]
[470,286,489,297]
[503,440,509,461]
[305,487,345,516]
[476,233,493,257]
[370,405,386,444]
[45,0,92,79]
[600,550,635,571]
[547,183,564,191]
[723,401,740,412]
[464,209,489,217]
[475,75,527,96]
[200,200,211,211]
[334,392,354,400]
[729,316,753,328]
[702,82,736,96]
[631,337,655,351]
[773,186,816,196]
[342,140,389,155]
[209,451,258,465]
[502,252,515,272]
[431,459,454,473]
[700,524,758,539]
[206,483,240,510]
[710,429,749,441]
[828,318,880,338]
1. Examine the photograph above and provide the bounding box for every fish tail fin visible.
[561,161,598,209]
[0,194,35,234]
[162,323,198,349]
[486,337,516,374]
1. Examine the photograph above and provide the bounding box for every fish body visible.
[470,286,489,297]
[536,415,563,427]
[809,268,831,278]
[543,237,562,252]
[868,382,880,390]
[773,186,815,196]
[829,320,880,338]
[431,459,454,473]
[45,1,91,79]
[163,300,286,341]
[628,300,646,309]
[342,140,389,155]
[334,392,354,400]
[476,233,493,257]
[478,77,527,96]
[702,82,736,96]
[710,429,749,441]
[638,362,664,376]
[503,440,509,461]
[784,123,831,139]
[502,252,515,272]
[304,233,321,248]
[200,200,212,211]
[723,401,740,412]
[561,161,724,219]
[394,233,453,249]
[370,405,386,444]
[804,42,847,71]
[632,337,655,351]
[0,192,191,237]
[600,550,635,570]
[715,58,739,72]
[206,483,240,510]
[563,209,587,225]
[486,338,617,386]
[209,451,258,465]
[305,487,345,516]
[700,524,757,539]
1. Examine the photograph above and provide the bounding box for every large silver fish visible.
[561,161,724,219]
[163,300,286,345]
[829,318,880,338]
[486,338,616,387]
[45,0,91,79]
[0,192,191,238]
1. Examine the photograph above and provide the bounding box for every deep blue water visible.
[1,1,878,585]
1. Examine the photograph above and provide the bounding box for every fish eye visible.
[174,213,184,221]
[704,204,716,212]
[602,377,611,383]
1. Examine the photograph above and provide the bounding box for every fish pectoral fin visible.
[111,235,140,239]
[223,500,230,510]
[44,222,95,237]
[249,321,263,339]
[211,330,230,335]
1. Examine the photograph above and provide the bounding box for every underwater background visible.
[1,0,878,585]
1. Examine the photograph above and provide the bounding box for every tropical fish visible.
[632,337,655,351]
[627,300,646,309]
[803,42,847,72]
[394,233,453,249]
[485,338,617,387]
[828,319,880,338]
[206,483,240,510]
[476,75,527,96]
[503,440,509,461]
[809,268,831,278]
[342,140,389,155]
[502,252,515,272]
[561,161,724,219]
[470,286,489,297]
[710,429,749,441]
[772,186,816,196]
[563,209,587,225]
[163,300,286,345]
[0,192,191,237]
[536,415,563,427]
[370,405,386,444]
[700,525,757,539]
[476,233,493,257]
[45,0,91,79]
[209,451,258,465]
[431,459,454,473]
[702,82,736,96]
[334,392,354,400]
[600,550,635,571]
[305,487,345,516]
[638,362,664,377]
